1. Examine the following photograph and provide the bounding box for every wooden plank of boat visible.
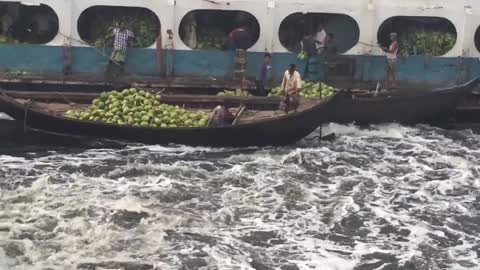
[0,90,340,147]
[456,106,480,111]
[2,91,284,107]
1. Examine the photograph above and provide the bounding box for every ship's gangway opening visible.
[0,2,58,44]
[77,6,160,48]
[278,13,359,53]
[378,16,457,56]
[474,26,480,54]
[179,10,260,50]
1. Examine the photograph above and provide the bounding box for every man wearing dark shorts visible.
[255,53,272,96]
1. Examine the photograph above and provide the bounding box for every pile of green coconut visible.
[64,89,209,128]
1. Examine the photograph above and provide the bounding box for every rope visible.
[358,41,381,48]
[58,31,122,67]
[58,31,145,81]
[59,92,76,105]
[23,99,33,134]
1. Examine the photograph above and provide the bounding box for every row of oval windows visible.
[5,4,480,56]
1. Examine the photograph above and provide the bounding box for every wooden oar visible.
[232,104,246,125]
[317,125,336,141]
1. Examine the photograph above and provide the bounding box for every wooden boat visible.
[0,91,340,147]
[329,78,480,126]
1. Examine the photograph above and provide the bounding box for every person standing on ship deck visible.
[382,32,399,88]
[255,53,272,96]
[0,12,14,37]
[110,22,135,71]
[30,11,56,43]
[228,24,251,50]
[301,32,318,80]
[229,24,251,82]
[0,3,19,37]
[164,29,174,78]
[314,23,327,55]
[281,64,303,112]
[322,33,338,81]
[183,13,197,49]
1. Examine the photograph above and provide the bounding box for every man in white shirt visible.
[281,64,302,94]
[314,24,327,54]
[182,13,197,49]
[281,64,302,112]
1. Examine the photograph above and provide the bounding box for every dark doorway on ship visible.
[77,6,160,48]
[377,16,457,56]
[474,26,480,55]
[0,2,58,44]
[179,10,260,50]
[278,13,359,54]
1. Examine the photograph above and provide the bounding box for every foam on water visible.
[0,124,479,270]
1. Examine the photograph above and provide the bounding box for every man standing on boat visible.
[281,64,302,112]
[382,32,399,88]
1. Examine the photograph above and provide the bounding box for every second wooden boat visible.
[329,78,480,126]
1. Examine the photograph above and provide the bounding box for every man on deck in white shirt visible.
[314,23,327,54]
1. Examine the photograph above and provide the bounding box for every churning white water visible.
[0,124,479,270]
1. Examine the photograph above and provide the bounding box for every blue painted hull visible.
[0,44,477,88]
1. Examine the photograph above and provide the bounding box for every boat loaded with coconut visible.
[0,88,341,146]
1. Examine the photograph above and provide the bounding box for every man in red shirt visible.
[228,25,251,50]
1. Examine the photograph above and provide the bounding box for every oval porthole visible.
[377,16,457,56]
[278,13,359,53]
[179,10,260,50]
[0,2,59,44]
[77,6,160,48]
[474,26,480,54]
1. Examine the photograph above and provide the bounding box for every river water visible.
[0,123,479,270]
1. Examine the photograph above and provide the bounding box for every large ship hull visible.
[0,45,476,89]
[0,0,479,89]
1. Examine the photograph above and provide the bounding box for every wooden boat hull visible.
[329,78,480,126]
[0,93,340,147]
